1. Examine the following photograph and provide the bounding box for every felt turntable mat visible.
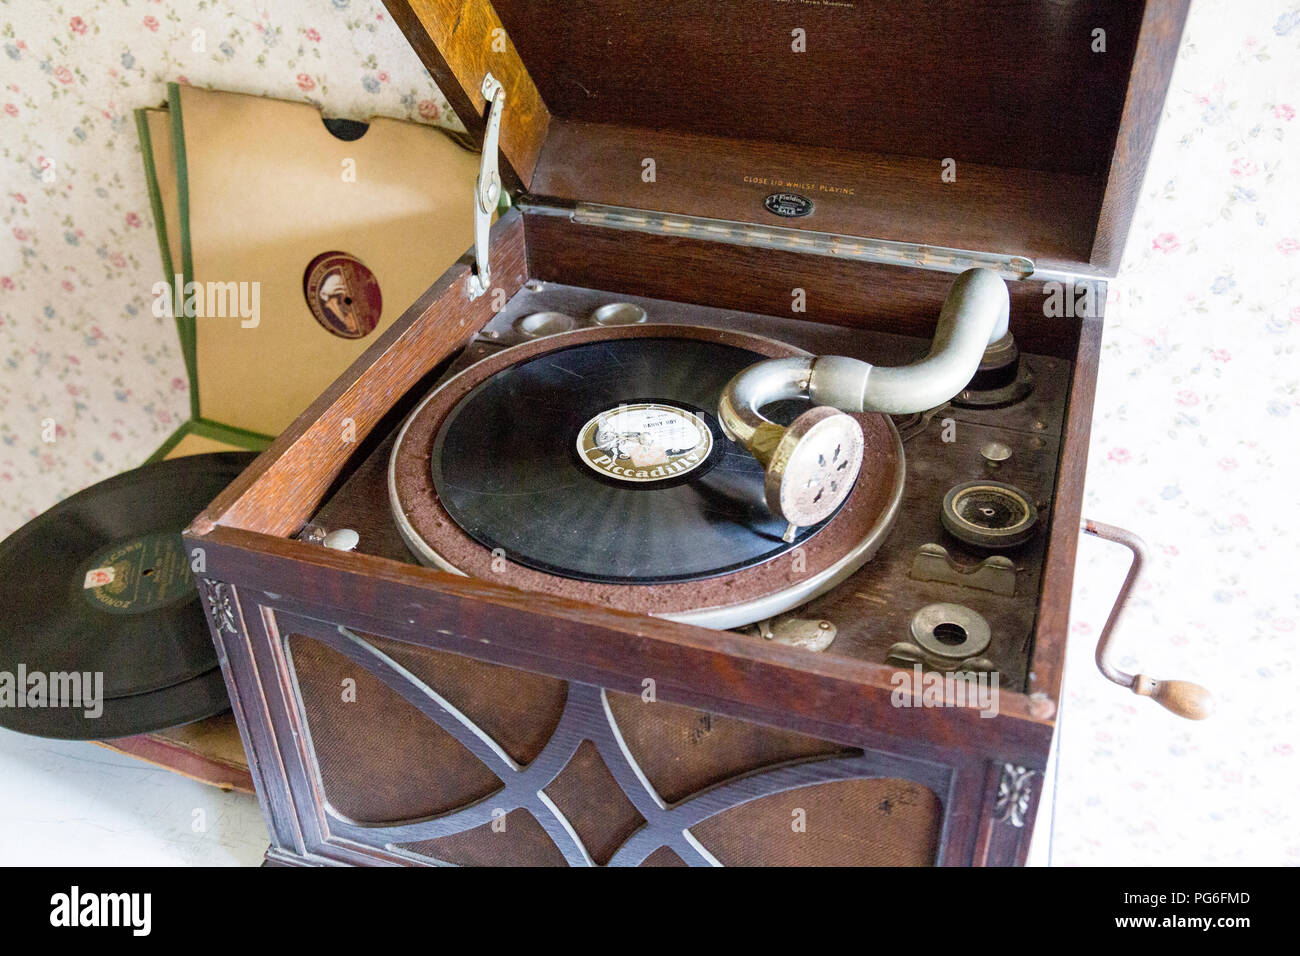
[393,325,903,619]
[178,85,479,436]
[432,336,827,583]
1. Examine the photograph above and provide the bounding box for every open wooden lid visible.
[385,0,1188,276]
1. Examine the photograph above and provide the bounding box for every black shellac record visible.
[0,452,255,739]
[431,337,837,583]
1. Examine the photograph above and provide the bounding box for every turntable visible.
[186,0,1208,867]
[390,323,902,628]
[387,268,1012,630]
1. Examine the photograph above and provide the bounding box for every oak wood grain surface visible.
[194,210,528,538]
[385,0,550,190]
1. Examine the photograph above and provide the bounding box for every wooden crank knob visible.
[1130,675,1214,721]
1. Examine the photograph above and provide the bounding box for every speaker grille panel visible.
[364,632,567,766]
[288,634,501,825]
[605,690,849,803]
[640,846,689,867]
[691,778,941,866]
[283,627,945,865]
[400,810,568,867]
[543,739,645,865]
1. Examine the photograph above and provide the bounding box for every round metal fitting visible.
[910,603,992,660]
[590,302,648,326]
[941,479,1038,549]
[980,441,1012,466]
[764,406,864,529]
[322,528,360,552]
[514,311,577,338]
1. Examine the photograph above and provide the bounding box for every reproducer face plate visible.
[766,407,865,529]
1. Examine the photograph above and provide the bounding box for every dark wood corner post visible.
[195,576,310,860]
[973,760,1045,866]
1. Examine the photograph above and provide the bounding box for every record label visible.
[575,402,713,484]
[303,251,382,340]
[79,531,192,616]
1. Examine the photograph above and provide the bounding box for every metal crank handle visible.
[1082,519,1214,720]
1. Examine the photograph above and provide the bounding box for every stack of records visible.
[0,452,254,740]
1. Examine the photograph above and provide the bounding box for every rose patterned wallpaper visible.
[0,0,1296,866]
[1047,2,1299,866]
[0,0,462,527]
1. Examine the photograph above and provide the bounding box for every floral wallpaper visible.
[1047,0,1299,867]
[1,0,1297,866]
[0,0,460,533]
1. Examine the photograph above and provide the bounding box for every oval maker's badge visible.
[576,403,713,484]
[764,192,815,218]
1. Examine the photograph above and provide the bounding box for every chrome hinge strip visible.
[553,201,1038,281]
[467,73,504,300]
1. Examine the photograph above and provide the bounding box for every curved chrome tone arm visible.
[1083,519,1214,721]
[719,268,1010,453]
[813,267,1010,415]
[717,357,811,449]
[717,268,1011,531]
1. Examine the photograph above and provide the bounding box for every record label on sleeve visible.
[303,251,382,340]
